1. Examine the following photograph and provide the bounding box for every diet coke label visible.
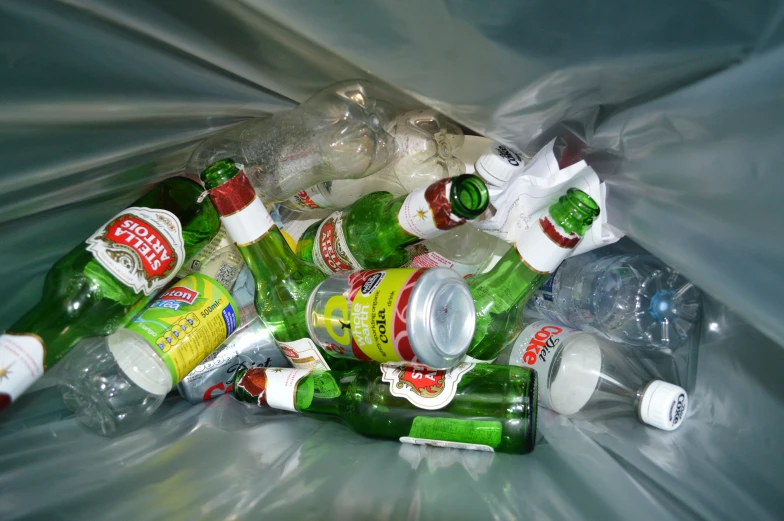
[509,321,581,410]
[86,207,185,295]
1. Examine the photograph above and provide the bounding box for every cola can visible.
[177,312,290,404]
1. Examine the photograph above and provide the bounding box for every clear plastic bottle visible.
[406,141,525,277]
[59,274,239,436]
[525,252,702,349]
[281,108,465,211]
[497,320,688,430]
[186,80,396,203]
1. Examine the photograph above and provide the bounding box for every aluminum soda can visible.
[306,268,475,369]
[177,312,291,403]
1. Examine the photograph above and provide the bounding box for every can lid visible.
[407,268,475,368]
[639,380,688,431]
[474,142,526,187]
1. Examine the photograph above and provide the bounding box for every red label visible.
[539,216,580,249]
[105,215,176,278]
[294,190,322,210]
[237,368,269,407]
[280,346,299,359]
[208,170,257,216]
[523,324,563,365]
[398,365,447,397]
[317,218,353,272]
[425,178,465,230]
[159,286,199,305]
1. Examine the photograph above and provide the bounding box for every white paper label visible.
[220,197,275,247]
[515,215,577,273]
[287,186,336,211]
[381,362,474,410]
[85,207,185,295]
[0,334,45,407]
[311,211,363,274]
[264,367,313,412]
[405,244,477,278]
[471,138,623,257]
[397,182,457,240]
[279,338,331,371]
[399,437,494,452]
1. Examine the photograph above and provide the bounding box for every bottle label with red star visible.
[0,333,45,412]
[397,179,465,240]
[380,361,475,410]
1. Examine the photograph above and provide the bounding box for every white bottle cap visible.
[639,380,688,431]
[474,142,526,187]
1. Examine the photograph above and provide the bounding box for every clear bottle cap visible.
[639,380,688,431]
[474,142,526,187]
[407,268,476,368]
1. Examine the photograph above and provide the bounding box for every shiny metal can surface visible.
[177,313,290,403]
[306,268,475,368]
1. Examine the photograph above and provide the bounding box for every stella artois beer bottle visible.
[296,174,490,275]
[233,362,538,454]
[199,159,333,371]
[467,188,600,362]
[0,177,220,412]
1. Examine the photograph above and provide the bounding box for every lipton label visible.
[311,211,362,274]
[85,207,185,295]
[381,361,475,410]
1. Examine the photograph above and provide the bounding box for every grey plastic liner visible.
[1,1,783,520]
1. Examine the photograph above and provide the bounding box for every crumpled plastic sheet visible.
[2,0,784,519]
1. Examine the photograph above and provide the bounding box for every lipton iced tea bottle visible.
[1,178,220,412]
[296,175,489,275]
[233,361,538,454]
[59,274,239,436]
[467,188,599,362]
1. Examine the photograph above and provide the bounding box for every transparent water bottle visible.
[186,80,396,203]
[281,108,466,211]
[525,253,702,348]
[59,274,239,436]
[497,320,688,430]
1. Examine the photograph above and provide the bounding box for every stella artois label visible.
[381,361,475,410]
[279,338,331,371]
[515,215,580,274]
[311,211,363,274]
[0,333,45,412]
[397,179,464,240]
[85,207,185,295]
[286,186,336,211]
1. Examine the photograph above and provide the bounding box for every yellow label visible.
[127,273,239,384]
[312,269,425,363]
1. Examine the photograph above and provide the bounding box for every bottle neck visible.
[8,299,87,368]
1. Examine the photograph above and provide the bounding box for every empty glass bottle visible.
[467,189,599,362]
[233,361,538,454]
[1,178,219,412]
[296,175,489,275]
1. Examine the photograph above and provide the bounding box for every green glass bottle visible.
[1,177,220,411]
[200,159,333,371]
[234,361,538,454]
[467,188,599,362]
[297,175,489,274]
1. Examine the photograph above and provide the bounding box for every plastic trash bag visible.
[1,1,783,520]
